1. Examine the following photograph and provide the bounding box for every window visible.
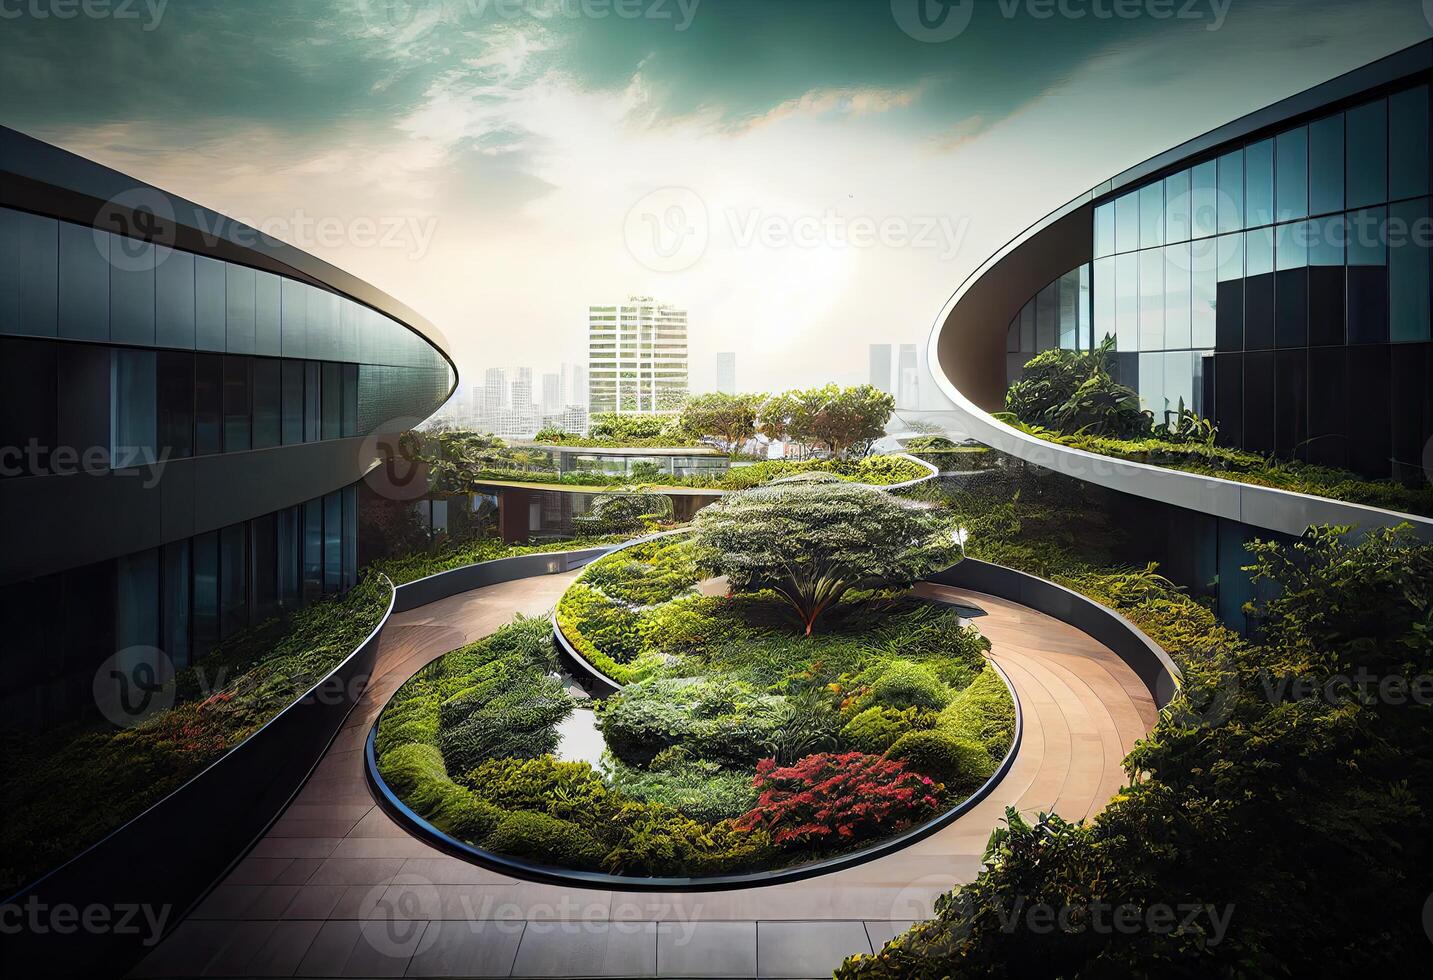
[219,523,247,639]
[195,256,226,351]
[1164,169,1191,244]
[116,549,159,652]
[343,485,358,590]
[1217,150,1244,234]
[155,248,196,349]
[1308,114,1345,216]
[111,239,156,346]
[1243,350,1275,454]
[111,348,156,468]
[277,505,300,608]
[225,263,256,354]
[192,531,219,658]
[1244,226,1275,351]
[223,355,251,451]
[281,278,307,357]
[1274,127,1308,223]
[304,362,321,442]
[255,271,281,356]
[1307,347,1347,468]
[1215,233,1245,352]
[1093,256,1115,345]
[1164,243,1191,349]
[303,498,323,601]
[250,514,278,623]
[1139,247,1164,351]
[1190,237,1218,349]
[1389,85,1430,201]
[1389,197,1430,342]
[59,222,109,341]
[1191,160,1218,239]
[1274,349,1308,460]
[1035,282,1057,351]
[1245,138,1274,228]
[1094,202,1115,257]
[1115,252,1139,351]
[0,208,59,338]
[324,491,342,593]
[252,357,281,449]
[1115,191,1139,254]
[322,362,341,439]
[194,354,223,455]
[1274,222,1309,349]
[1346,98,1388,210]
[1139,181,1164,249]
[281,359,304,445]
[1347,207,1389,345]
[1308,215,1346,347]
[161,540,191,669]
[342,363,359,437]
[0,338,58,476]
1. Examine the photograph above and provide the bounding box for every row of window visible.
[0,486,358,729]
[0,338,362,476]
[0,207,444,371]
[1095,85,1429,256]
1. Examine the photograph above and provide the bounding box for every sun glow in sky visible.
[3,0,1429,391]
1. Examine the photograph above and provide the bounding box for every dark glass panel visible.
[343,484,357,590]
[1389,197,1430,343]
[1191,160,1218,239]
[1346,98,1388,210]
[111,348,157,468]
[1139,181,1164,249]
[1217,150,1244,234]
[1390,344,1429,480]
[1308,265,1346,347]
[0,337,57,477]
[155,247,196,349]
[58,223,109,341]
[0,207,59,337]
[255,270,282,356]
[194,255,226,352]
[304,362,321,443]
[1274,348,1308,460]
[1213,353,1243,448]
[277,505,300,608]
[303,497,323,601]
[281,359,305,445]
[192,530,220,658]
[324,491,342,593]
[1164,169,1191,244]
[1275,126,1308,223]
[1306,346,1348,469]
[1275,267,1308,349]
[252,358,282,449]
[1389,84,1430,200]
[1347,266,1390,345]
[225,263,256,354]
[1347,345,1391,477]
[156,351,194,459]
[1244,274,1275,351]
[1308,114,1344,216]
[219,522,247,638]
[1243,351,1275,455]
[111,239,156,346]
[223,355,251,451]
[57,344,110,468]
[1245,138,1274,228]
[322,362,342,440]
[194,354,224,455]
[161,539,191,669]
[342,363,359,437]
[115,548,159,652]
[250,513,278,623]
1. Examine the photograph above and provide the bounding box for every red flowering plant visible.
[735,751,940,849]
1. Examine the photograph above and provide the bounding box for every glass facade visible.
[0,484,359,728]
[1011,82,1433,478]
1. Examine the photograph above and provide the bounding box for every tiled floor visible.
[130,569,1157,979]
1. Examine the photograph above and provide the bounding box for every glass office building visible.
[1005,71,1433,480]
[0,129,454,727]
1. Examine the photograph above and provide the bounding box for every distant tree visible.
[757,391,799,443]
[798,383,894,457]
[679,392,764,448]
[534,424,574,443]
[693,481,958,635]
[588,413,676,443]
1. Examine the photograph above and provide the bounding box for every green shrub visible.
[601,802,773,876]
[484,811,606,870]
[461,757,610,823]
[428,788,505,843]
[884,730,994,796]
[597,676,785,766]
[936,667,1016,764]
[579,538,704,606]
[869,660,951,711]
[436,680,572,774]
[604,757,759,823]
[376,743,450,809]
[840,705,935,754]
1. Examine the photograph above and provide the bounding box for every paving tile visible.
[657,921,756,979]
[129,921,233,977]
[756,921,871,978]
[403,919,526,977]
[244,919,324,976]
[201,919,279,976]
[307,857,408,886]
[295,920,365,977]
[227,857,300,885]
[339,919,430,977]
[191,885,270,920]
[250,837,344,860]
[511,920,657,977]
[281,884,352,919]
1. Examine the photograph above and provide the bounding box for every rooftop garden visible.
[1000,339,1433,517]
[837,458,1433,976]
[374,480,1016,878]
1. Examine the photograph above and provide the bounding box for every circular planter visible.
[364,655,1021,892]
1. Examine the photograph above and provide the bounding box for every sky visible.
[2,0,1430,394]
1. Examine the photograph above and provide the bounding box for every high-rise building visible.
[869,344,892,394]
[566,363,588,408]
[540,372,563,414]
[588,296,689,413]
[481,367,507,418]
[897,343,920,408]
[715,352,736,393]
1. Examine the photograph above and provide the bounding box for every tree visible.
[693,481,959,635]
[756,391,799,443]
[588,413,674,443]
[798,383,894,456]
[1003,336,1150,438]
[679,392,764,448]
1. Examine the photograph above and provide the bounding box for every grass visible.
[458,453,931,493]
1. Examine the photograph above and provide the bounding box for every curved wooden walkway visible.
[132,574,1157,979]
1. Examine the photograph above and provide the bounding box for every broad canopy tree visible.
[678,392,763,449]
[693,481,959,635]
